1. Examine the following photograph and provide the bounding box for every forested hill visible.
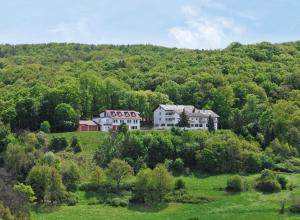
[0,42,300,147]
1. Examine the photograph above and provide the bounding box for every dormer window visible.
[117,112,122,117]
[131,112,136,117]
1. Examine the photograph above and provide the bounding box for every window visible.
[206,124,208,127]
[195,124,198,127]
[200,124,203,127]
[191,124,194,127]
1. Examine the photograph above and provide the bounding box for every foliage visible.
[40,121,51,133]
[289,193,300,214]
[255,169,282,193]
[0,202,14,220]
[27,165,50,203]
[90,166,106,185]
[226,175,243,192]
[70,136,82,153]
[47,167,66,205]
[177,110,190,128]
[174,178,186,190]
[61,162,80,192]
[106,159,134,191]
[53,103,79,132]
[133,165,174,205]
[49,137,68,152]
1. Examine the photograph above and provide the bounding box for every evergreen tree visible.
[177,110,190,129]
[208,115,215,132]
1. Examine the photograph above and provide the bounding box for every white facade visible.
[93,110,141,132]
[153,105,219,130]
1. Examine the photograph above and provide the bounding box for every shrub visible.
[289,193,300,213]
[174,179,186,190]
[40,121,51,133]
[49,137,68,152]
[226,175,243,192]
[171,158,185,175]
[70,137,82,153]
[63,192,78,206]
[255,169,281,193]
[108,198,128,207]
[243,152,262,173]
[277,175,288,190]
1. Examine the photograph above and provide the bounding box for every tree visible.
[90,166,106,185]
[40,121,51,133]
[134,165,174,204]
[0,202,14,220]
[61,162,80,192]
[106,159,133,191]
[13,98,38,131]
[27,165,50,203]
[49,137,68,152]
[0,121,10,153]
[207,115,215,132]
[118,123,128,134]
[47,168,66,205]
[177,110,190,129]
[149,164,174,203]
[53,103,79,132]
[13,183,36,217]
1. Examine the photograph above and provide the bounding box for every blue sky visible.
[1,0,300,49]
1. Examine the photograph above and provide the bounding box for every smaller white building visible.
[153,105,219,130]
[93,110,141,132]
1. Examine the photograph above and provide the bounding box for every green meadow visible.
[32,174,300,220]
[29,132,300,220]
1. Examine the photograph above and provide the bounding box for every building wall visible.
[94,117,141,132]
[78,124,98,132]
[153,106,218,130]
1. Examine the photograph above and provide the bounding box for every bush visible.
[290,194,300,213]
[165,191,215,204]
[255,169,281,193]
[226,175,243,192]
[108,198,128,207]
[277,175,288,190]
[40,121,51,133]
[243,152,262,173]
[70,137,82,153]
[49,137,68,152]
[171,158,185,175]
[174,179,186,190]
[63,192,78,206]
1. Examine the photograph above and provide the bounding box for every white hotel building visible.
[153,105,219,130]
[93,110,141,132]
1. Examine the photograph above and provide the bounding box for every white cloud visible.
[169,5,246,49]
[48,17,95,43]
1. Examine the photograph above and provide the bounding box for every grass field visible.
[48,131,107,154]
[35,132,300,220]
[32,174,300,220]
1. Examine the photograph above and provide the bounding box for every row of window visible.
[113,119,139,124]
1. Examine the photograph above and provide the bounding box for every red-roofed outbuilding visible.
[78,120,99,132]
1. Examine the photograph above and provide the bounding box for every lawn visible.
[48,131,107,154]
[32,174,300,220]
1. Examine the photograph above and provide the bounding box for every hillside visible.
[1,42,300,220]
[0,42,300,146]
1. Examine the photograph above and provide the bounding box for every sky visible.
[0,0,300,49]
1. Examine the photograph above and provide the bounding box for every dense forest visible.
[0,42,300,143]
[1,42,300,219]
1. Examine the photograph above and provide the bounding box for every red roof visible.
[79,120,97,126]
[104,110,141,120]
